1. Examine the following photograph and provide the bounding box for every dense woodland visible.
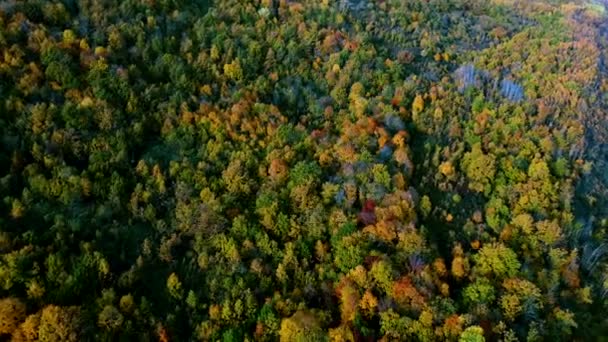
[1,0,608,340]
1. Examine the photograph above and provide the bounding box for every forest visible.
[1,0,608,340]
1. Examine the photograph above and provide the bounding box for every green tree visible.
[460,326,485,342]
[461,143,496,193]
[473,243,520,279]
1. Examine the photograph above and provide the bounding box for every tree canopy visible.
[1,0,608,340]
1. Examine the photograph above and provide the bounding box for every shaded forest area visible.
[1,0,608,341]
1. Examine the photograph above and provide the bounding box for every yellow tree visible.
[0,298,26,336]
